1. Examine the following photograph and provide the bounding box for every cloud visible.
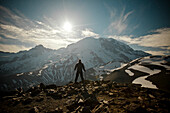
[81,28,99,38]
[0,44,31,52]
[107,7,134,34]
[0,6,83,52]
[145,51,170,55]
[109,28,170,55]
[111,28,170,48]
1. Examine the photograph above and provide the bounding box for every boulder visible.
[39,83,46,91]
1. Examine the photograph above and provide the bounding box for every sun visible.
[63,21,72,32]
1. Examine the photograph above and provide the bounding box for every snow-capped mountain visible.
[0,37,150,91]
[104,55,170,93]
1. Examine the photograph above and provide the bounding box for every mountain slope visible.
[104,55,170,93]
[0,37,150,91]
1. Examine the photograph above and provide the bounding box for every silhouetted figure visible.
[74,59,86,83]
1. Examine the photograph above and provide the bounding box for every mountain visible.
[104,55,170,93]
[0,37,150,91]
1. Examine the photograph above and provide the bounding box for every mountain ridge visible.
[0,37,150,91]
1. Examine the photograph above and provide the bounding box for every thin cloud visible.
[81,28,99,38]
[107,6,134,34]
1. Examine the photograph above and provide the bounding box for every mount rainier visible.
[0,37,149,91]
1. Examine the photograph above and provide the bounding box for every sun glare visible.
[63,21,72,32]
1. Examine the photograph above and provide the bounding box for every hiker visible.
[74,59,86,83]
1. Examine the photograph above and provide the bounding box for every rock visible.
[12,97,20,106]
[46,92,62,100]
[84,94,99,109]
[67,89,78,96]
[26,87,37,93]
[93,104,107,113]
[47,107,63,113]
[22,97,33,105]
[117,97,125,100]
[109,92,117,97]
[2,96,17,100]
[102,84,107,88]
[138,96,143,101]
[103,100,109,105]
[66,102,79,112]
[35,97,44,102]
[29,106,39,113]
[46,84,57,89]
[55,107,63,113]
[125,103,148,113]
[16,87,23,93]
[148,94,155,99]
[78,98,84,104]
[1,80,170,113]
[39,83,46,90]
[103,91,109,95]
[30,89,41,97]
[81,106,91,113]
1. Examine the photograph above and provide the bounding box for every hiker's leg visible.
[80,71,84,82]
[75,72,79,83]
[80,71,86,90]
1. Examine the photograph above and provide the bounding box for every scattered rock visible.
[109,92,117,97]
[0,80,170,113]
[81,106,91,113]
[30,89,41,97]
[35,97,44,102]
[46,91,62,100]
[22,97,33,105]
[102,84,107,88]
[84,94,99,109]
[55,107,63,113]
[29,106,39,113]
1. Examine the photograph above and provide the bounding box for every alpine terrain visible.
[104,55,170,93]
[0,37,149,91]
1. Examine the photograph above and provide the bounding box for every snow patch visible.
[128,64,160,75]
[17,73,23,76]
[131,64,161,89]
[28,72,33,75]
[132,76,158,89]
[125,69,134,76]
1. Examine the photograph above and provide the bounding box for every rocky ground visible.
[0,80,170,113]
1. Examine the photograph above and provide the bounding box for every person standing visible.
[74,59,86,83]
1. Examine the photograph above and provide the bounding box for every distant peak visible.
[31,44,46,51]
[35,44,44,48]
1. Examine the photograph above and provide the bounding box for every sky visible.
[0,0,170,55]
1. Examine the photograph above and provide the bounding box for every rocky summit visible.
[0,80,169,113]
